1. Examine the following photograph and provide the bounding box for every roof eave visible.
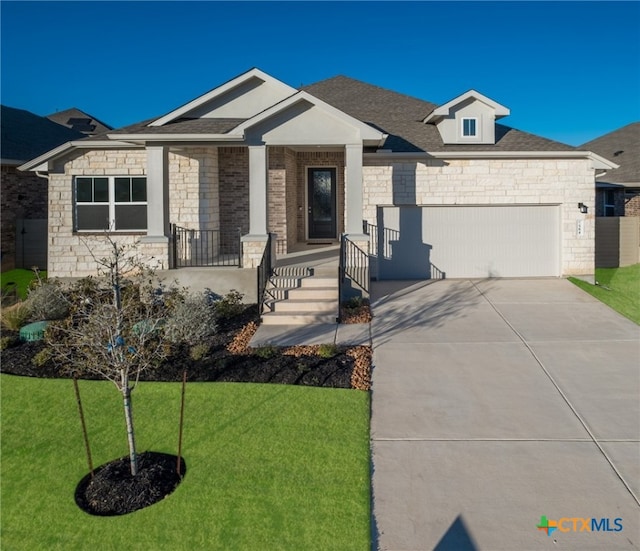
[18,140,142,172]
[106,133,245,142]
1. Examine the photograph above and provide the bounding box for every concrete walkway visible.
[370,279,640,550]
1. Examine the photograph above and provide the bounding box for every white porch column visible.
[345,143,365,237]
[246,144,268,237]
[241,145,269,268]
[143,145,170,241]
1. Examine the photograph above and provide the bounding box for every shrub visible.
[254,344,278,359]
[189,343,210,361]
[1,335,17,350]
[214,290,244,320]
[1,302,31,331]
[317,343,339,358]
[164,292,218,346]
[32,348,53,367]
[27,282,69,320]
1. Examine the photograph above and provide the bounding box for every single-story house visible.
[1,106,85,270]
[20,68,616,286]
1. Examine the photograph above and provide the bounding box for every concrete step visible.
[287,286,338,300]
[270,298,337,313]
[261,311,338,325]
[300,276,338,288]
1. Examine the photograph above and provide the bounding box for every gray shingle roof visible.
[1,105,85,163]
[107,118,247,137]
[303,76,574,153]
[46,107,112,135]
[581,122,640,184]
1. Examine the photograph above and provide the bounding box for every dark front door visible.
[307,167,337,239]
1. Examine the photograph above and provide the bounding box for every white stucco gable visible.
[149,68,297,126]
[236,90,386,147]
[423,89,510,145]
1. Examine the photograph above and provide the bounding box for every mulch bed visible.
[75,451,186,516]
[1,304,372,515]
[1,305,371,389]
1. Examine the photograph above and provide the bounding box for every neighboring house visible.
[20,68,616,284]
[580,122,640,217]
[46,107,112,136]
[580,122,640,268]
[1,105,85,270]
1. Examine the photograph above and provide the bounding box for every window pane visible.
[115,205,147,230]
[463,119,476,136]
[131,178,147,202]
[76,178,93,202]
[94,178,109,202]
[115,178,131,203]
[77,205,109,230]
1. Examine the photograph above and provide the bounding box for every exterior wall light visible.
[578,202,588,214]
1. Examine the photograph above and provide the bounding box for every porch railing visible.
[257,233,274,316]
[339,234,370,320]
[172,225,241,268]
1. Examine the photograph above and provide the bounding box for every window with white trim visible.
[75,176,147,231]
[461,117,477,137]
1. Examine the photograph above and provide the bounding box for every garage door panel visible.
[376,205,560,279]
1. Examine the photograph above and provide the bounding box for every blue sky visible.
[2,1,639,146]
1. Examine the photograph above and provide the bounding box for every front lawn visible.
[1,268,45,300]
[569,264,640,324]
[1,375,371,550]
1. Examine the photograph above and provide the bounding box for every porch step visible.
[260,312,338,325]
[286,286,337,300]
[267,298,337,313]
[261,264,339,325]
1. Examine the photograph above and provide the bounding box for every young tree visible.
[47,237,171,476]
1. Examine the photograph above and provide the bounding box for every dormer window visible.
[462,117,477,137]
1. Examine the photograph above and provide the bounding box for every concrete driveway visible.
[370,279,640,550]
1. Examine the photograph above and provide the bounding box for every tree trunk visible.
[122,384,138,476]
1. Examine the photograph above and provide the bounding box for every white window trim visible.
[74,175,148,232]
[461,117,478,138]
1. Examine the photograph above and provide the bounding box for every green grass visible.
[569,264,640,324]
[1,268,46,300]
[1,375,371,550]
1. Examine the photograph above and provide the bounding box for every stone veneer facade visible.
[362,158,596,275]
[46,145,597,277]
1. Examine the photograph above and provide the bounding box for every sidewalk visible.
[249,321,371,347]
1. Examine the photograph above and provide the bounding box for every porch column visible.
[345,143,366,237]
[143,145,170,241]
[247,145,268,237]
[241,144,269,268]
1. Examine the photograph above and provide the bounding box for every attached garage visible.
[375,205,561,279]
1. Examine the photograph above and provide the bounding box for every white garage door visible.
[376,205,560,279]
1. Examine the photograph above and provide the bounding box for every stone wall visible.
[48,149,168,277]
[169,148,219,229]
[362,158,596,275]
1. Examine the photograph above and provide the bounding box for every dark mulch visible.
[0,305,358,388]
[75,452,186,516]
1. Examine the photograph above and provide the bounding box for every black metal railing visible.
[339,234,370,318]
[257,233,274,316]
[172,225,241,268]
